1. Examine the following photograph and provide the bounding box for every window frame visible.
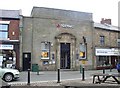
[100,35,105,45]
[0,24,9,39]
[41,42,50,60]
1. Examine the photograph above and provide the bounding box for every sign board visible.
[82,60,86,64]
[0,44,13,50]
[57,23,73,29]
[96,48,120,56]
[60,24,73,28]
[80,44,86,59]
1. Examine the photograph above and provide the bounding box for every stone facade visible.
[20,7,120,71]
[94,28,118,47]
[20,7,93,71]
[93,23,120,69]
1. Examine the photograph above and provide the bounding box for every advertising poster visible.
[41,49,49,59]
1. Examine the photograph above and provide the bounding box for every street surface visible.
[8,69,118,85]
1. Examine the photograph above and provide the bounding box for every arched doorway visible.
[60,43,70,69]
[55,33,76,69]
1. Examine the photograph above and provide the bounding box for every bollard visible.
[82,67,85,81]
[110,64,112,72]
[37,64,40,75]
[103,67,105,78]
[37,71,39,75]
[27,69,31,85]
[103,68,105,74]
[57,68,60,83]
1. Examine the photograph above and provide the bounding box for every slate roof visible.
[94,22,120,32]
[0,9,21,19]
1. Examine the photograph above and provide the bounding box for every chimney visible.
[101,18,111,25]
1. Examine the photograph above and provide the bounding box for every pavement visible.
[6,69,120,87]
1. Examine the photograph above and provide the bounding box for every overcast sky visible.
[0,0,119,26]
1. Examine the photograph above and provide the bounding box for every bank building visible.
[20,7,120,71]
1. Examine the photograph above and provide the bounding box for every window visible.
[0,24,8,39]
[118,42,120,47]
[41,42,50,59]
[100,36,105,45]
[97,56,110,67]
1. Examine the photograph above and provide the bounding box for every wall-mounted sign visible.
[57,24,73,29]
[0,21,10,24]
[61,24,73,28]
[82,60,86,64]
[0,44,13,50]
[96,48,120,56]
[79,44,86,59]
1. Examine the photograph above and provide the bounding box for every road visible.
[10,69,118,84]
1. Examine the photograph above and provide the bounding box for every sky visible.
[0,0,119,26]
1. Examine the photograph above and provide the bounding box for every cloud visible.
[0,0,119,25]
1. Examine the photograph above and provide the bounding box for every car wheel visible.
[4,73,13,82]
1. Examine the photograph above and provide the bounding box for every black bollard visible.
[27,69,31,85]
[103,68,105,74]
[57,68,60,83]
[82,67,85,81]
[103,67,105,78]
[110,64,112,72]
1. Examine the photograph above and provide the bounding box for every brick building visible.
[20,7,120,71]
[0,9,21,69]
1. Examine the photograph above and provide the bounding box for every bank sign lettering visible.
[0,44,13,50]
[57,24,73,29]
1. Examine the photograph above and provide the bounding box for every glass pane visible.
[41,43,45,50]
[41,42,50,50]
[0,32,8,39]
[100,36,105,45]
[80,44,86,52]
[45,43,49,49]
[41,42,50,59]
[0,24,8,31]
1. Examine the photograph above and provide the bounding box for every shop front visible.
[0,43,19,69]
[95,48,120,69]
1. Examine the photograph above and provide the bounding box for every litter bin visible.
[80,65,83,73]
[32,64,39,72]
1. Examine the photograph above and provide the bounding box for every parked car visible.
[0,67,20,82]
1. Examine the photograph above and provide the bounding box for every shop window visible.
[0,50,15,68]
[97,56,110,67]
[41,42,50,59]
[100,36,105,45]
[0,24,8,39]
[118,42,120,47]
